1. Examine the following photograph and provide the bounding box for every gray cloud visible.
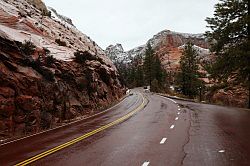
[43,0,219,50]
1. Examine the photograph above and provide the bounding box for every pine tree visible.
[151,79,160,92]
[153,56,164,84]
[127,66,136,88]
[143,43,154,86]
[205,0,250,108]
[135,65,144,87]
[177,42,201,98]
[143,43,167,92]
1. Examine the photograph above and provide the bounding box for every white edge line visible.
[0,94,130,147]
[142,161,150,166]
[170,125,175,129]
[160,138,167,144]
[158,96,177,104]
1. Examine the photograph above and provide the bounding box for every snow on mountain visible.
[105,44,132,63]
[105,44,124,60]
[178,44,210,56]
[174,32,205,39]
[127,44,145,58]
[0,0,113,67]
[147,29,208,49]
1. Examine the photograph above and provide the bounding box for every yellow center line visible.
[15,93,146,166]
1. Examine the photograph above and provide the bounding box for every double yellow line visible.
[15,93,146,166]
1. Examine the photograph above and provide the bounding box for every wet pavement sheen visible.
[0,89,250,166]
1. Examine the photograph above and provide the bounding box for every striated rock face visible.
[0,0,113,64]
[152,30,211,73]
[0,0,125,138]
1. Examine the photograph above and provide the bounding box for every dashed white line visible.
[218,150,225,153]
[177,112,180,115]
[175,117,179,121]
[178,108,181,111]
[142,161,150,166]
[170,125,175,129]
[160,138,167,144]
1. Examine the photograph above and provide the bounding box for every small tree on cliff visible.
[177,42,201,98]
[205,0,250,108]
[20,40,36,56]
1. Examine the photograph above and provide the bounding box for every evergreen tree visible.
[115,53,145,88]
[143,43,167,92]
[135,65,144,87]
[205,0,250,108]
[153,56,164,84]
[177,42,201,98]
[143,43,154,86]
[151,79,160,92]
[127,66,136,88]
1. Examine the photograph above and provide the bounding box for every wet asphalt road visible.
[0,89,250,166]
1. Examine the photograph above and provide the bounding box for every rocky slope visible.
[0,0,125,139]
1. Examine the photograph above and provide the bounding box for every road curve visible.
[0,91,145,165]
[0,88,250,166]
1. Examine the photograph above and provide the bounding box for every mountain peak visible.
[106,43,124,52]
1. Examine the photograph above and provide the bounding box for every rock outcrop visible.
[0,0,125,139]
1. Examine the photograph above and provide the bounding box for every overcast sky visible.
[43,0,219,51]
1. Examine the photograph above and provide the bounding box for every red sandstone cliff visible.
[0,0,125,139]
